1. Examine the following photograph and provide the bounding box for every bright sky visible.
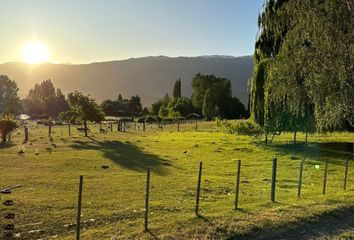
[0,0,264,64]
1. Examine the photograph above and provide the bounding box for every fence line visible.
[76,175,83,240]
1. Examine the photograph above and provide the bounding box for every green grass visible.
[1,121,353,239]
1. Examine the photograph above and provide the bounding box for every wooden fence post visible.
[68,124,71,136]
[195,161,203,216]
[195,120,198,131]
[24,126,28,142]
[48,122,52,137]
[297,158,304,198]
[143,122,146,132]
[144,168,151,231]
[344,159,348,191]
[271,158,277,202]
[322,159,328,195]
[235,160,241,210]
[76,175,83,240]
[177,120,180,132]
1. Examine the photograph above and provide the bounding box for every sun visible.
[22,41,50,64]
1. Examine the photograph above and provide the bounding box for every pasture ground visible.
[1,121,353,239]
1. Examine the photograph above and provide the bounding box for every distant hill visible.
[0,55,253,107]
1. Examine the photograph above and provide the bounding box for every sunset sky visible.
[1,0,264,64]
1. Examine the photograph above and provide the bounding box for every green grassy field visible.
[1,121,353,239]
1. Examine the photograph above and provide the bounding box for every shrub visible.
[217,119,261,135]
[0,115,18,143]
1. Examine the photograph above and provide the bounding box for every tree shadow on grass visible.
[0,142,16,149]
[267,142,354,165]
[70,138,172,175]
[227,206,354,240]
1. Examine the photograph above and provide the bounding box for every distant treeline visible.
[0,73,248,120]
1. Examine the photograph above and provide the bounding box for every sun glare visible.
[22,41,50,64]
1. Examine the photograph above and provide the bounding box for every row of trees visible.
[100,94,147,117]
[23,79,69,118]
[249,0,353,134]
[0,72,248,141]
[0,77,70,118]
[151,74,248,120]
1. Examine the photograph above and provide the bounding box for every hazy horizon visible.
[0,0,263,64]
[1,54,253,65]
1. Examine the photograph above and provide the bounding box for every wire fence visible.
[1,122,353,239]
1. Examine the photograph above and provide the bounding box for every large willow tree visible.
[249,0,353,133]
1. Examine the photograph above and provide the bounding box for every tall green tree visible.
[128,95,143,114]
[158,105,169,118]
[151,94,171,116]
[62,91,104,136]
[0,75,22,115]
[166,97,193,117]
[151,99,163,116]
[24,79,69,117]
[100,100,116,116]
[249,0,353,132]
[101,94,145,117]
[173,79,182,98]
[191,73,232,113]
[117,93,123,102]
[192,73,245,119]
[202,89,214,120]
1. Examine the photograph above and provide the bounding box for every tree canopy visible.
[0,75,22,115]
[23,79,69,118]
[166,97,193,118]
[173,79,182,98]
[249,0,353,132]
[61,91,104,136]
[202,89,214,120]
[100,94,143,116]
[192,73,246,119]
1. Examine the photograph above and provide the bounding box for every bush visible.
[0,115,18,143]
[144,115,159,123]
[216,119,261,135]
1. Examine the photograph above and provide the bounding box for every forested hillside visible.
[0,55,253,106]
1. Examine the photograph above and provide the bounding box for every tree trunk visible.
[1,134,6,143]
[24,126,29,142]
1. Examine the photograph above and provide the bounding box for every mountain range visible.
[0,55,253,107]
